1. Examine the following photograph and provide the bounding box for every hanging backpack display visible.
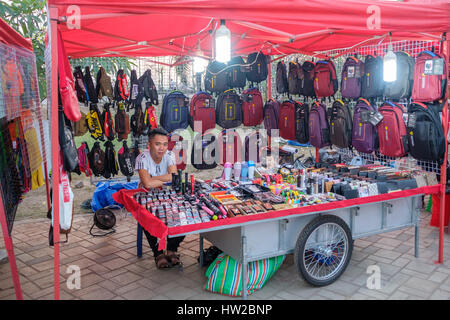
[85,103,104,140]
[329,99,353,149]
[160,91,189,132]
[137,69,159,105]
[241,87,263,126]
[361,54,384,99]
[118,141,134,177]
[294,102,310,144]
[215,89,243,129]
[227,56,247,89]
[143,102,159,135]
[128,69,140,105]
[73,66,87,104]
[288,62,302,95]
[219,129,242,165]
[205,61,229,93]
[341,56,363,100]
[115,102,130,141]
[246,51,268,83]
[278,100,296,140]
[100,103,115,141]
[383,52,415,100]
[263,99,280,136]
[130,103,145,137]
[78,142,91,177]
[308,101,331,148]
[189,92,216,133]
[168,133,187,171]
[412,50,447,102]
[407,102,445,163]
[73,111,88,137]
[96,66,114,101]
[313,60,338,98]
[191,133,218,170]
[377,101,408,158]
[352,98,377,154]
[88,141,106,177]
[83,66,98,104]
[301,61,316,98]
[114,69,129,102]
[103,140,119,179]
[276,61,289,94]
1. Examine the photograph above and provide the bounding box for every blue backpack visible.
[160,91,189,132]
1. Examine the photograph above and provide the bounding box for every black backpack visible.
[115,103,130,141]
[191,133,218,170]
[128,69,141,105]
[83,66,98,103]
[58,107,80,174]
[227,56,247,89]
[103,140,118,179]
[329,100,353,149]
[301,61,316,98]
[288,62,302,95]
[118,141,134,177]
[294,102,310,144]
[361,54,384,99]
[407,102,445,164]
[276,61,288,94]
[137,69,158,105]
[100,103,115,141]
[384,52,415,100]
[246,51,268,83]
[130,104,145,137]
[73,66,87,104]
[215,89,243,129]
[88,141,105,177]
[205,61,229,93]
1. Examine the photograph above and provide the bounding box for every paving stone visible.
[428,271,448,283]
[403,277,439,294]
[121,286,155,300]
[404,260,437,274]
[430,289,450,300]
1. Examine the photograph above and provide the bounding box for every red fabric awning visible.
[47,0,450,58]
[0,18,33,51]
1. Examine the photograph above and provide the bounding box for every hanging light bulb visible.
[215,19,231,63]
[193,39,208,73]
[383,43,397,82]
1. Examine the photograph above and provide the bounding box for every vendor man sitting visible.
[135,127,185,269]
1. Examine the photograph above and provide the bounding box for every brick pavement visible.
[1,209,450,300]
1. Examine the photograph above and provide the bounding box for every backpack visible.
[215,89,243,129]
[204,61,229,93]
[115,102,130,141]
[329,99,353,149]
[276,61,289,94]
[241,87,263,126]
[168,133,187,171]
[313,60,338,98]
[301,61,316,98]
[78,142,91,177]
[341,56,364,100]
[288,62,302,95]
[352,98,377,154]
[143,102,159,135]
[130,104,145,137]
[361,54,384,99]
[85,103,104,140]
[219,129,242,165]
[103,140,118,179]
[407,102,445,163]
[244,130,263,163]
[246,52,268,83]
[263,99,280,137]
[137,69,159,105]
[160,91,189,132]
[59,107,80,173]
[412,50,447,102]
[73,66,87,104]
[308,101,331,148]
[88,141,105,176]
[278,100,296,140]
[189,92,216,133]
[191,133,218,170]
[73,111,88,136]
[294,102,310,144]
[383,52,415,100]
[377,101,408,158]
[128,69,141,105]
[114,69,129,102]
[227,56,247,89]
[100,103,115,141]
[118,141,134,177]
[96,66,113,101]
[83,66,98,103]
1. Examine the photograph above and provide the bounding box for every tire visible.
[294,215,353,287]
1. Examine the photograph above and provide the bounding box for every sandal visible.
[155,254,170,269]
[166,252,182,267]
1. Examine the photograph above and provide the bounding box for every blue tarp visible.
[91,181,139,212]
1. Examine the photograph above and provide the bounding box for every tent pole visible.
[267,57,271,100]
[49,6,61,300]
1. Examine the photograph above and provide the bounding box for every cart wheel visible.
[294,215,353,287]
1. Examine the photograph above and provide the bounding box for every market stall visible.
[46,0,449,300]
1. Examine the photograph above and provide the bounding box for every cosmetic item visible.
[223,162,232,180]
[233,162,241,181]
[248,161,255,180]
[241,162,248,181]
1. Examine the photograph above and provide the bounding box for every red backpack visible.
[189,92,216,133]
[241,88,263,126]
[168,133,186,171]
[219,129,242,165]
[278,100,296,140]
[412,50,447,102]
[313,60,338,98]
[377,101,408,158]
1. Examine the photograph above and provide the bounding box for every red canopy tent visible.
[46,0,450,300]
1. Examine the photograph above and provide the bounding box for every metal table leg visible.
[199,235,204,267]
[241,235,247,300]
[137,223,143,258]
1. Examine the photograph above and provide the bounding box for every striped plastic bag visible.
[204,252,285,297]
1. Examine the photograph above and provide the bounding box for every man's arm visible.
[150,165,177,183]
[138,169,164,189]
